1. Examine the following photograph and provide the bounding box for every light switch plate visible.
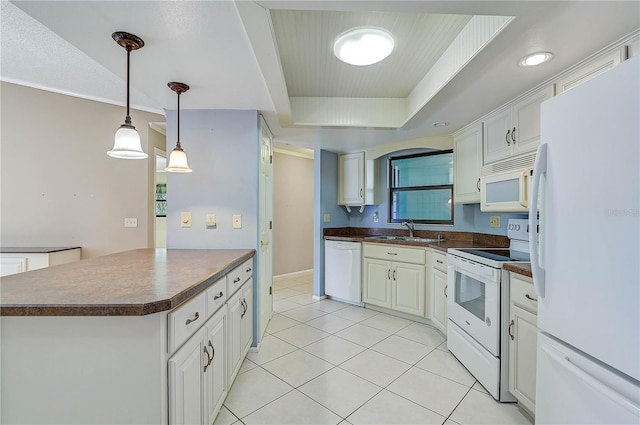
[323,213,330,222]
[181,212,192,228]
[206,214,217,229]
[124,218,137,228]
[232,214,242,229]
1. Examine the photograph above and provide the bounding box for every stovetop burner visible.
[455,248,530,263]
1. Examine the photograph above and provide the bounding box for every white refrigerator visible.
[529,55,640,423]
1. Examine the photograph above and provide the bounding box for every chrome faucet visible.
[401,221,415,237]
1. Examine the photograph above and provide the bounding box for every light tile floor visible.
[216,271,533,425]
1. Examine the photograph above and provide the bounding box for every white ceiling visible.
[2,1,639,153]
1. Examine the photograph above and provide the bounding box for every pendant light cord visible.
[125,46,132,125]
[176,91,181,149]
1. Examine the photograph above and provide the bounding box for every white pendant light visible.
[334,27,394,66]
[108,32,148,159]
[165,82,192,173]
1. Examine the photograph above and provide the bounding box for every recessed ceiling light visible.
[334,27,394,66]
[519,52,553,67]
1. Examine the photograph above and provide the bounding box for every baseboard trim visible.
[273,269,313,281]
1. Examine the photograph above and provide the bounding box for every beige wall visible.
[1,82,165,259]
[273,151,314,275]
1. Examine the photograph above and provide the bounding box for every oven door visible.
[447,255,500,356]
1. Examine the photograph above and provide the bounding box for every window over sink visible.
[388,150,454,225]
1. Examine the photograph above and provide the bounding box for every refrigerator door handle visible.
[541,342,640,416]
[530,143,547,298]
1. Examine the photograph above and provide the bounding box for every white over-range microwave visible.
[480,168,533,212]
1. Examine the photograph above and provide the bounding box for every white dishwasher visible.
[324,240,362,305]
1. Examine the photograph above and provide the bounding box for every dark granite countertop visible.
[503,262,533,278]
[0,248,254,316]
[324,227,509,252]
[0,246,81,254]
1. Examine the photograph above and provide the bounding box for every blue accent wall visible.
[346,151,526,234]
[313,150,349,297]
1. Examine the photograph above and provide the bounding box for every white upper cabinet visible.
[453,123,482,204]
[338,152,378,207]
[555,48,624,94]
[483,85,555,165]
[339,152,365,205]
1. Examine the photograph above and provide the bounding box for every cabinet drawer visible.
[242,258,254,282]
[363,243,425,264]
[432,250,448,273]
[226,265,245,297]
[510,273,537,314]
[168,291,207,354]
[206,277,227,317]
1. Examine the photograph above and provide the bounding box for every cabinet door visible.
[431,269,448,333]
[169,327,206,425]
[555,49,622,94]
[227,289,244,386]
[241,279,254,357]
[509,303,538,414]
[511,85,554,156]
[483,108,511,165]
[204,309,227,425]
[338,153,364,205]
[453,124,482,204]
[392,262,425,316]
[363,258,391,308]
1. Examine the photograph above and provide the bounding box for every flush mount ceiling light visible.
[333,27,394,66]
[108,31,148,159]
[518,52,554,67]
[165,82,192,173]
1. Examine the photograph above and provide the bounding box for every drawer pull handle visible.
[208,340,215,360]
[185,312,200,325]
[436,260,444,264]
[387,252,398,256]
[525,294,537,302]
[511,127,517,143]
[234,277,241,284]
[241,299,247,318]
[213,291,224,300]
[393,270,396,281]
[506,129,511,146]
[246,268,252,273]
[444,285,448,298]
[388,269,391,280]
[509,319,514,340]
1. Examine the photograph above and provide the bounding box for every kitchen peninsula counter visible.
[0,248,255,316]
[1,248,255,424]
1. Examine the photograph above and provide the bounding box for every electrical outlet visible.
[232,214,242,229]
[373,212,379,223]
[490,216,501,228]
[124,218,137,228]
[323,213,331,222]
[181,212,192,228]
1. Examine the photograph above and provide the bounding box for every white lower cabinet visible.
[508,272,538,415]
[227,278,253,386]
[363,244,426,316]
[168,265,253,425]
[429,250,448,333]
[169,306,227,425]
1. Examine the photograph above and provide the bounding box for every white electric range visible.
[446,219,534,402]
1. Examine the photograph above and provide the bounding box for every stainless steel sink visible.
[365,236,443,243]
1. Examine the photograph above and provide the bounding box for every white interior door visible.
[258,117,273,339]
